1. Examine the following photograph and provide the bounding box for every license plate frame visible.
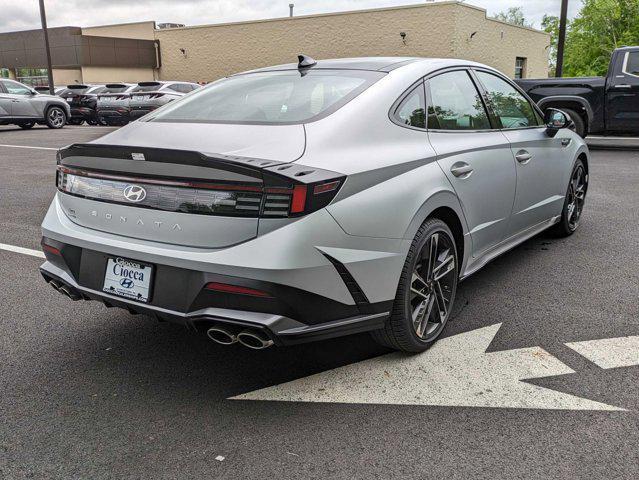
[102,257,154,303]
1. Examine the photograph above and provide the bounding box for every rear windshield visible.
[148,70,384,124]
[59,87,90,96]
[87,86,107,94]
[103,85,131,93]
[133,84,162,92]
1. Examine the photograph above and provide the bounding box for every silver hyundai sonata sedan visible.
[40,56,589,352]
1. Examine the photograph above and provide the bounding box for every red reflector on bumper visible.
[205,282,273,298]
[42,243,61,256]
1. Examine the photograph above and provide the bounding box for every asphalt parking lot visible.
[1,124,638,479]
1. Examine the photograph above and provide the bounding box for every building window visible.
[515,57,526,79]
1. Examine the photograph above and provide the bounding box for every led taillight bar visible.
[56,166,262,192]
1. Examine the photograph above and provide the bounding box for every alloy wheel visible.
[566,164,587,231]
[48,108,65,128]
[410,231,457,341]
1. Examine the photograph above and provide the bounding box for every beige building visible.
[155,1,550,82]
[1,2,549,86]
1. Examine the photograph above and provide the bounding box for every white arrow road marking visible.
[566,336,639,369]
[232,324,624,411]
[0,243,45,258]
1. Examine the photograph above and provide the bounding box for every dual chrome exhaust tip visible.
[48,279,82,301]
[206,326,274,350]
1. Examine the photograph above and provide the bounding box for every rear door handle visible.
[515,150,532,164]
[450,162,473,178]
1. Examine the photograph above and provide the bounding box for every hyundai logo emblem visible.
[120,278,135,289]
[123,185,147,202]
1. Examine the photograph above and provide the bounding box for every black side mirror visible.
[544,108,571,137]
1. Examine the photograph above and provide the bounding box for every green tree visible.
[564,0,639,76]
[494,7,533,28]
[541,14,559,76]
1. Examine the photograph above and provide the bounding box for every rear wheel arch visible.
[403,191,469,270]
[427,206,464,269]
[577,152,589,176]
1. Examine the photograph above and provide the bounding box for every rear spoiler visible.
[67,84,90,89]
[105,83,130,89]
[137,81,162,87]
[58,143,340,185]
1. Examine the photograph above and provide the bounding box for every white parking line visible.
[566,336,639,369]
[0,243,45,258]
[0,144,58,151]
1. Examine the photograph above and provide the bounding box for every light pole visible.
[555,0,569,77]
[39,0,55,94]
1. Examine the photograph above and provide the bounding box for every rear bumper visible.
[40,255,389,346]
[70,107,97,120]
[130,106,157,119]
[97,108,130,120]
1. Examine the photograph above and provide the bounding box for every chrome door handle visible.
[515,150,532,164]
[450,163,473,178]
[614,84,632,89]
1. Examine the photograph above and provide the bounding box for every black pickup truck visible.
[515,46,639,137]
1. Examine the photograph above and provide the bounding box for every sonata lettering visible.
[84,210,181,231]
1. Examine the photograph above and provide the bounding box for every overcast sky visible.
[0,0,582,33]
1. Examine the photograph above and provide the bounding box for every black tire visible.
[551,159,588,237]
[19,122,35,129]
[45,106,66,129]
[562,108,586,138]
[371,218,458,353]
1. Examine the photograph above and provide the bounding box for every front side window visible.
[427,71,491,130]
[149,70,384,124]
[394,85,426,129]
[2,80,32,95]
[475,71,541,129]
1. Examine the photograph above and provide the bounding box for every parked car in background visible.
[516,46,639,137]
[129,81,200,119]
[97,83,150,125]
[96,83,137,126]
[59,84,109,125]
[41,56,588,353]
[0,78,69,129]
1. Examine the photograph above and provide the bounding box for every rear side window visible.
[393,85,426,129]
[427,71,491,130]
[475,71,542,128]
[149,70,384,124]
[624,51,639,76]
